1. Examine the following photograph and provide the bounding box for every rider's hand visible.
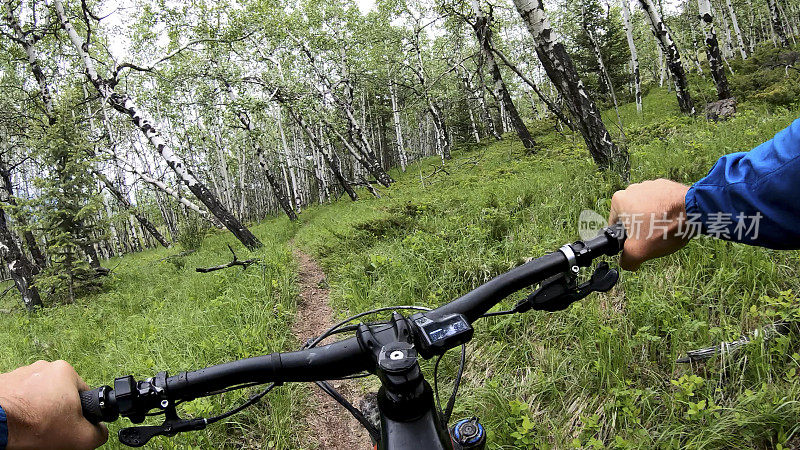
[608,179,692,271]
[0,360,108,450]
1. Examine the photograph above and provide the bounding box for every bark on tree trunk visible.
[389,80,409,171]
[53,0,262,250]
[767,0,790,46]
[512,0,629,175]
[638,0,697,114]
[0,207,42,311]
[620,0,643,112]
[470,1,536,150]
[699,0,733,99]
[725,0,749,58]
[223,82,298,221]
[4,0,55,125]
[94,170,171,248]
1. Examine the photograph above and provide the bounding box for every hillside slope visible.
[291,88,800,448]
[1,85,800,449]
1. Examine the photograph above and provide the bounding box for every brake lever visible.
[513,262,619,313]
[118,401,207,447]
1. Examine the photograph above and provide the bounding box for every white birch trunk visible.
[620,0,643,112]
[725,0,749,58]
[4,0,55,124]
[53,0,261,249]
[699,0,733,98]
[389,80,409,171]
[512,0,628,174]
[767,0,790,45]
[638,0,696,114]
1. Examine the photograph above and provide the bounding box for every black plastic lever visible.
[119,418,207,447]
[514,262,619,313]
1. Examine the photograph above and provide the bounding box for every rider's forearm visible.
[686,117,800,249]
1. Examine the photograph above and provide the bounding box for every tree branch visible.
[195,244,260,273]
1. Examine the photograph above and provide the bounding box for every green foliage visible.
[291,87,800,448]
[729,46,800,107]
[560,0,631,105]
[177,218,208,250]
[32,109,106,303]
[0,221,305,449]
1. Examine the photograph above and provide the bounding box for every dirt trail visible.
[291,249,370,449]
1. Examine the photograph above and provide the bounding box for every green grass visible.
[291,87,800,448]
[2,69,800,448]
[0,221,310,448]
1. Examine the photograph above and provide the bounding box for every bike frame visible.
[377,382,453,450]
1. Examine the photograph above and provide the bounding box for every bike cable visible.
[301,305,435,443]
[433,343,466,424]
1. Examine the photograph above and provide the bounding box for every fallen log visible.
[677,322,790,363]
[195,244,260,273]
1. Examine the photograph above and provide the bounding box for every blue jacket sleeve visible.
[684,117,800,249]
[0,403,7,450]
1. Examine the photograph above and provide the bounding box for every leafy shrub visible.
[177,219,206,250]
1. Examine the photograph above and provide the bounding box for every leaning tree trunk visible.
[94,170,171,248]
[725,0,749,58]
[699,0,733,99]
[54,0,262,250]
[470,1,536,150]
[283,105,359,201]
[491,48,575,130]
[620,0,643,112]
[583,19,624,131]
[0,207,42,311]
[767,0,790,46]
[638,0,697,114]
[512,0,629,175]
[119,159,222,227]
[4,0,55,125]
[223,82,297,221]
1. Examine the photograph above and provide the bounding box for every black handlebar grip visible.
[605,222,627,253]
[80,386,118,424]
[80,389,104,424]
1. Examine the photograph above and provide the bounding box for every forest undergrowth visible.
[2,54,800,448]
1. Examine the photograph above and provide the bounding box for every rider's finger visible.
[75,374,90,392]
[76,421,109,449]
[608,205,619,226]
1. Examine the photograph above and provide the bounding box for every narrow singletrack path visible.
[291,249,370,449]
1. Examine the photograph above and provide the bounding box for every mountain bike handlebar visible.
[80,223,626,429]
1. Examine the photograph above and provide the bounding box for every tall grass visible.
[1,77,799,448]
[293,88,800,448]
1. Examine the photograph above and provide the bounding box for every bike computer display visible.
[411,313,474,358]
